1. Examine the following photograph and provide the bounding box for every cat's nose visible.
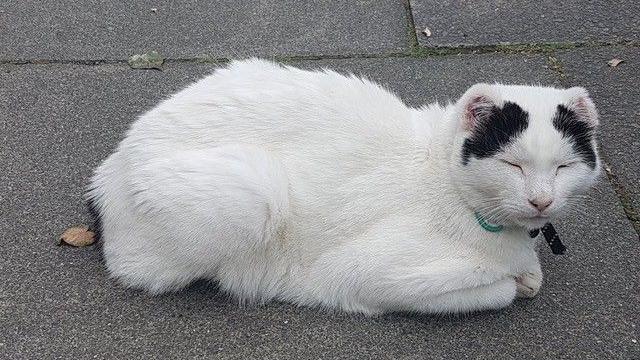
[528,198,553,212]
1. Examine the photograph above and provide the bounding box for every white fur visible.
[87,59,600,314]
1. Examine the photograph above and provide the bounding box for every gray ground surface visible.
[410,0,640,47]
[0,0,408,60]
[1,1,639,359]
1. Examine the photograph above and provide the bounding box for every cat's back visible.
[114,59,427,252]
[126,59,413,152]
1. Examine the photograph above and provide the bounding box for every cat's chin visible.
[513,216,551,230]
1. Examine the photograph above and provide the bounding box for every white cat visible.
[87,59,600,314]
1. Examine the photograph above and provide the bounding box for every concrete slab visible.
[2,55,638,358]
[0,0,408,61]
[556,47,640,226]
[410,1,640,48]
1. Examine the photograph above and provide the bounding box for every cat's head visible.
[450,83,601,230]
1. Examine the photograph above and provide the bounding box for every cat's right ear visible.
[456,83,502,132]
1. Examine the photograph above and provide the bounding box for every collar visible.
[475,212,566,255]
[474,212,504,233]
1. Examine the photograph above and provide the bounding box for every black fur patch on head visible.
[552,105,597,168]
[461,102,529,165]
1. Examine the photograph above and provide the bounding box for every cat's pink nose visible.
[528,198,553,212]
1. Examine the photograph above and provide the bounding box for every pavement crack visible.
[603,161,640,237]
[400,0,420,52]
[1,40,637,68]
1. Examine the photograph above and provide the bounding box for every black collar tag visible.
[529,223,566,255]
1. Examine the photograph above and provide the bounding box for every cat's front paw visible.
[515,272,542,298]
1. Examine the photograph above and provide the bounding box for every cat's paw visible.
[515,272,542,298]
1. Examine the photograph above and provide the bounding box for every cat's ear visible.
[565,87,599,127]
[456,83,502,132]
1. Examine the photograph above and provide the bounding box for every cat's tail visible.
[84,152,122,243]
[83,184,103,242]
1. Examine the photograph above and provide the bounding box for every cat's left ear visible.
[565,87,599,127]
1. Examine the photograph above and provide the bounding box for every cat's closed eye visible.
[499,159,523,173]
[556,162,575,174]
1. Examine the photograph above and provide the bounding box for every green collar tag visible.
[474,212,504,233]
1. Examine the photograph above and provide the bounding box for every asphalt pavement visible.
[1,1,638,359]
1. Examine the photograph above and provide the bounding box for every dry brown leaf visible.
[59,226,95,247]
[607,58,624,67]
